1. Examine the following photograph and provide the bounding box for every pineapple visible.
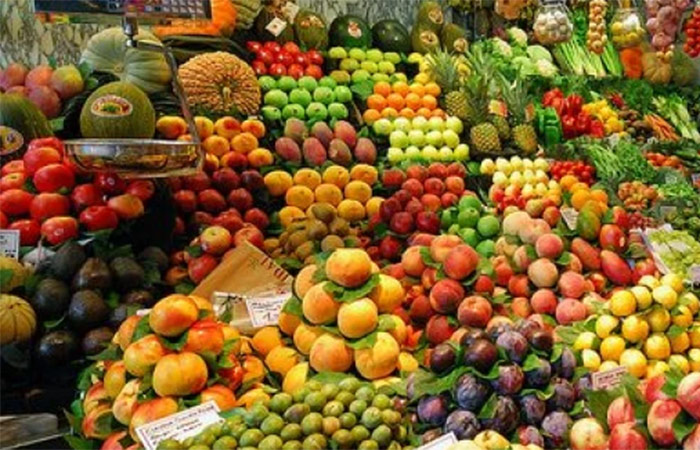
[490,115,511,140]
[424,49,472,122]
[464,48,501,153]
[499,75,538,154]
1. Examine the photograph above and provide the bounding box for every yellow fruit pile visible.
[575,273,700,378]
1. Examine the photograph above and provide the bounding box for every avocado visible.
[82,327,114,356]
[68,290,109,332]
[110,257,145,292]
[441,23,469,53]
[138,246,169,274]
[73,258,112,291]
[32,278,70,320]
[329,15,372,48]
[411,27,441,54]
[371,19,411,53]
[123,289,155,307]
[294,9,328,50]
[51,241,87,281]
[416,1,445,33]
[35,330,78,367]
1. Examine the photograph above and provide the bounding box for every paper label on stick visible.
[592,366,627,390]
[266,17,287,36]
[416,432,458,450]
[135,401,221,450]
[246,290,288,328]
[0,229,20,259]
[561,206,578,230]
[281,2,300,21]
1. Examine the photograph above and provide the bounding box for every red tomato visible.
[282,41,301,55]
[246,41,262,52]
[126,180,155,202]
[294,53,308,66]
[287,64,305,79]
[1,160,24,176]
[29,193,70,222]
[263,41,281,53]
[41,216,79,246]
[27,137,64,156]
[257,49,274,65]
[0,211,6,228]
[269,63,287,76]
[94,172,126,195]
[305,64,323,79]
[0,172,26,191]
[71,183,104,210]
[276,50,294,66]
[33,163,75,193]
[0,189,34,216]
[306,50,324,65]
[251,60,267,76]
[79,205,119,231]
[23,146,62,175]
[9,219,40,245]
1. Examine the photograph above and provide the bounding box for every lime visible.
[338,377,361,393]
[355,386,375,402]
[458,228,479,248]
[323,400,345,417]
[476,239,495,257]
[239,429,264,447]
[321,383,339,399]
[260,413,285,435]
[335,391,355,407]
[277,76,297,92]
[305,391,327,411]
[332,429,355,449]
[477,215,500,238]
[269,393,294,414]
[459,195,483,211]
[339,412,357,429]
[358,439,380,450]
[322,416,341,436]
[259,435,284,450]
[284,403,310,423]
[282,440,303,450]
[281,423,303,441]
[303,433,328,450]
[371,394,391,410]
[350,425,370,442]
[156,438,182,450]
[212,436,237,450]
[372,425,392,447]
[194,431,216,447]
[361,407,383,429]
[301,412,324,435]
[349,399,368,416]
[458,207,480,228]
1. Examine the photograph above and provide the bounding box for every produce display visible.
[2,0,700,449]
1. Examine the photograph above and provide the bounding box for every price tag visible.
[265,17,287,37]
[135,401,221,450]
[691,265,700,288]
[281,2,299,21]
[0,230,20,259]
[246,291,288,328]
[417,432,458,450]
[560,207,578,230]
[691,173,700,185]
[592,366,627,390]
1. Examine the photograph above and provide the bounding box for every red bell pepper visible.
[565,94,583,116]
[589,119,605,138]
[27,137,64,156]
[550,97,565,117]
[562,115,578,139]
[543,88,564,107]
[576,112,592,135]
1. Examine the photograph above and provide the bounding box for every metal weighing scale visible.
[33,0,210,177]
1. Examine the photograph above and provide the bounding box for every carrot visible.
[620,47,644,79]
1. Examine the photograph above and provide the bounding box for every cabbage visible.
[492,38,513,58]
[536,59,559,77]
[512,56,537,75]
[508,27,528,47]
[527,45,553,63]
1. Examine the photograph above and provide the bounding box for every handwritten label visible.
[0,230,20,259]
[417,432,458,450]
[281,2,300,21]
[691,265,700,288]
[592,366,627,390]
[246,291,288,328]
[135,401,221,450]
[265,17,287,37]
[560,207,578,230]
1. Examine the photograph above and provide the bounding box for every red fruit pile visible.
[549,160,595,184]
[683,6,700,57]
[247,41,324,79]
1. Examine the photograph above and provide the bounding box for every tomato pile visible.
[549,160,596,184]
[246,41,324,79]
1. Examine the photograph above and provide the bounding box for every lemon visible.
[595,314,620,339]
[620,348,647,378]
[630,286,652,310]
[644,333,671,360]
[582,349,601,371]
[622,315,649,343]
[574,332,600,351]
[638,275,660,290]
[661,273,684,293]
[689,349,700,372]
[680,292,700,315]
[669,354,690,374]
[646,360,669,378]
[599,360,619,372]
[647,308,671,332]
[610,290,637,317]
[690,326,700,348]
[672,305,693,328]
[652,285,678,309]
[600,335,626,362]
[670,332,690,354]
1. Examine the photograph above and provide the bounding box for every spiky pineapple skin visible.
[489,115,511,140]
[445,91,472,123]
[470,123,501,153]
[512,124,538,154]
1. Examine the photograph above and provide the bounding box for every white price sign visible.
[246,291,288,328]
[592,366,627,390]
[135,401,222,450]
[560,207,579,230]
[0,229,20,259]
[265,17,287,37]
[417,432,458,450]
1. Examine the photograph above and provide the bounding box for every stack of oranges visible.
[362,80,445,124]
[559,175,609,211]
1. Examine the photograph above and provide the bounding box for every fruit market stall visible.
[2,0,700,449]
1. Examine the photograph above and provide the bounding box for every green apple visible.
[313,86,336,105]
[438,146,454,161]
[348,48,366,61]
[422,145,439,161]
[334,86,352,103]
[387,147,405,163]
[257,75,277,92]
[360,61,379,74]
[264,89,289,108]
[445,116,464,134]
[408,129,425,147]
[297,76,318,92]
[351,70,371,83]
[261,106,281,121]
[458,207,480,228]
[328,47,348,59]
[405,145,422,160]
[393,72,408,82]
[306,102,328,121]
[393,117,411,133]
[411,116,429,132]
[289,88,312,107]
[328,103,349,119]
[442,129,460,149]
[389,130,409,149]
[366,49,384,63]
[425,130,443,147]
[377,61,396,74]
[372,73,390,82]
[282,104,305,120]
[340,58,360,72]
[318,76,337,89]
[372,118,394,136]
[383,52,401,64]
[459,228,480,247]
[428,116,445,131]
[277,76,297,92]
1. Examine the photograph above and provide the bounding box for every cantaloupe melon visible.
[79,82,155,139]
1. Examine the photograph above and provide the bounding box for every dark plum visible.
[430,343,456,374]
[553,346,576,379]
[496,331,529,364]
[444,410,480,440]
[519,395,546,425]
[574,374,592,400]
[464,339,498,373]
[455,374,491,412]
[529,329,554,353]
[491,364,524,395]
[524,358,552,388]
[517,425,545,447]
[417,395,449,427]
[460,328,488,347]
[421,429,443,444]
[480,396,520,436]
[515,319,540,340]
[541,411,572,449]
[486,321,514,341]
[547,377,576,411]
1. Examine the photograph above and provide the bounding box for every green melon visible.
[79,82,155,139]
[0,93,53,156]
[294,9,328,50]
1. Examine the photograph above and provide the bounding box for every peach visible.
[558,271,587,299]
[234,388,270,408]
[200,385,236,411]
[678,372,700,420]
[194,116,215,139]
[83,382,109,414]
[571,238,601,271]
[123,334,168,377]
[25,65,53,89]
[82,404,113,439]
[334,120,357,148]
[369,274,405,313]
[401,246,427,277]
[508,274,531,297]
[309,334,354,373]
[386,314,408,345]
[425,315,457,345]
[512,245,533,272]
[49,64,84,99]
[310,121,333,147]
[28,86,61,118]
[601,250,633,286]
[535,233,564,259]
[251,326,283,356]
[542,206,561,227]
[241,355,265,382]
[129,397,179,441]
[429,234,462,263]
[567,253,583,273]
[274,137,302,163]
[409,233,436,246]
[494,258,515,286]
[409,294,435,323]
[278,311,301,336]
[684,424,700,450]
[302,137,327,166]
[474,274,495,294]
[354,137,377,164]
[647,399,681,447]
[183,320,224,354]
[355,332,399,380]
[247,148,273,168]
[202,135,230,157]
[104,360,127,399]
[511,296,532,318]
[116,315,141,351]
[530,288,557,315]
[349,164,378,185]
[643,374,670,404]
[527,258,559,288]
[443,244,479,280]
[156,116,188,139]
[0,62,27,89]
[152,352,208,397]
[302,282,340,325]
[503,211,532,236]
[231,132,257,154]
[429,279,465,314]
[570,418,608,450]
[338,298,378,338]
[101,431,131,450]
[283,362,309,394]
[112,379,140,425]
[556,298,588,325]
[293,264,317,298]
[325,248,373,287]
[609,423,648,450]
[240,118,265,138]
[457,295,492,328]
[293,323,325,355]
[607,396,635,429]
[518,219,551,245]
[214,116,241,139]
[149,294,198,337]
[495,236,518,258]
[265,346,300,376]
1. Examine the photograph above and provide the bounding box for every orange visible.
[386,93,405,110]
[405,93,422,110]
[363,109,381,124]
[416,107,432,118]
[570,182,590,194]
[392,81,410,97]
[367,94,387,111]
[590,189,609,204]
[381,107,399,118]
[559,175,579,191]
[409,83,426,97]
[373,81,391,97]
[231,132,258,154]
[425,82,441,97]
[421,95,438,110]
[399,108,416,118]
[571,190,592,210]
[431,108,446,118]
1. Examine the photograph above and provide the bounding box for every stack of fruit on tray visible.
[260,76,353,123]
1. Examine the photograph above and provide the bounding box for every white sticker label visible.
[690,265,700,285]
[281,2,300,21]
[417,432,458,450]
[0,230,21,259]
[246,291,288,328]
[135,401,222,450]
[266,17,287,37]
[592,366,628,390]
[561,206,579,230]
